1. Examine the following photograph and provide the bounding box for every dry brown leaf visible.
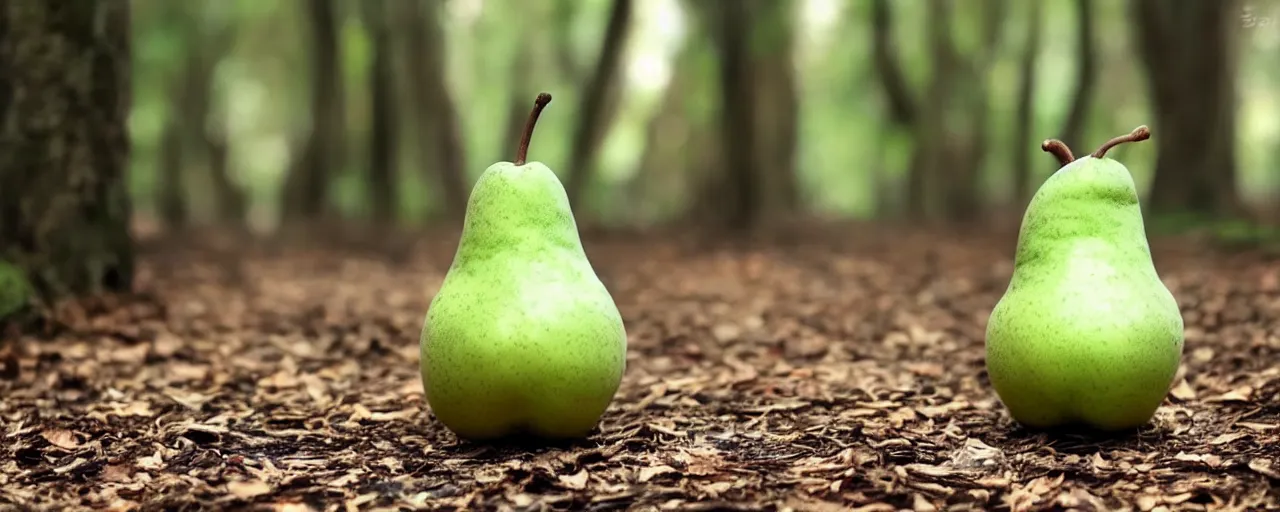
[558,470,589,490]
[637,464,678,483]
[1169,380,1196,401]
[227,480,273,499]
[1208,432,1248,445]
[40,429,80,450]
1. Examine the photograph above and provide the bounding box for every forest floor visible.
[1,223,1278,512]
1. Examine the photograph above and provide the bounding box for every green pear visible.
[985,126,1184,431]
[420,93,627,441]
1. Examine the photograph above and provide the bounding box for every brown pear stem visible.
[1090,125,1150,159]
[1041,139,1075,166]
[515,92,553,165]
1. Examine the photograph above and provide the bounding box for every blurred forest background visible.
[128,0,1280,235]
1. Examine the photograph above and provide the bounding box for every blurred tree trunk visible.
[870,0,920,219]
[629,37,702,224]
[0,0,135,302]
[752,0,800,218]
[909,0,958,221]
[157,11,241,229]
[401,0,468,221]
[940,0,1005,221]
[874,0,1003,222]
[182,12,242,224]
[1012,1,1044,208]
[1131,0,1241,218]
[362,0,398,224]
[283,0,344,222]
[156,114,187,227]
[564,0,633,208]
[689,0,798,231]
[1058,0,1096,153]
[706,0,758,231]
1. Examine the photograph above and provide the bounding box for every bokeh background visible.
[127,0,1280,238]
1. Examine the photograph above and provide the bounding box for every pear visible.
[985,126,1184,431]
[420,93,627,441]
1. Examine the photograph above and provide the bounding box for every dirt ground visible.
[1,224,1278,512]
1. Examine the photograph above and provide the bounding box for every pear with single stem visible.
[420,93,628,441]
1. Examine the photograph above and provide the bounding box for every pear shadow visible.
[437,426,606,461]
[995,417,1173,455]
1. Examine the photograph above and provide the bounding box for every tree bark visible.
[0,0,135,301]
[178,9,243,225]
[283,0,344,222]
[1058,0,1096,153]
[1012,1,1044,208]
[709,0,758,231]
[751,0,800,219]
[402,0,468,221]
[870,0,917,127]
[362,0,398,224]
[156,114,187,227]
[1131,0,1241,218]
[564,0,633,208]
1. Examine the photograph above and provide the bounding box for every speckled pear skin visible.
[420,160,627,441]
[985,155,1184,431]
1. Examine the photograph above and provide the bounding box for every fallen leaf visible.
[558,469,589,490]
[1169,380,1196,401]
[637,464,678,483]
[227,479,273,499]
[40,429,80,450]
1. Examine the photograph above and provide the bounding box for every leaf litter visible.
[0,225,1278,511]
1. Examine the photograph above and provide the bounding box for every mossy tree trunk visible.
[0,0,135,303]
[1131,0,1242,218]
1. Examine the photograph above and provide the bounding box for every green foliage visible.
[0,260,31,319]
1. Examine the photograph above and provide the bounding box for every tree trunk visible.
[941,0,1005,221]
[362,0,398,224]
[709,0,758,231]
[156,115,187,227]
[178,10,243,225]
[910,0,957,221]
[402,0,468,221]
[751,0,800,219]
[0,0,135,302]
[870,0,924,219]
[564,0,634,208]
[1012,1,1044,208]
[1131,0,1241,218]
[1058,0,1096,153]
[870,0,917,127]
[283,0,344,222]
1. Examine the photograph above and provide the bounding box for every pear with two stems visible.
[985,126,1185,432]
[420,93,627,442]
